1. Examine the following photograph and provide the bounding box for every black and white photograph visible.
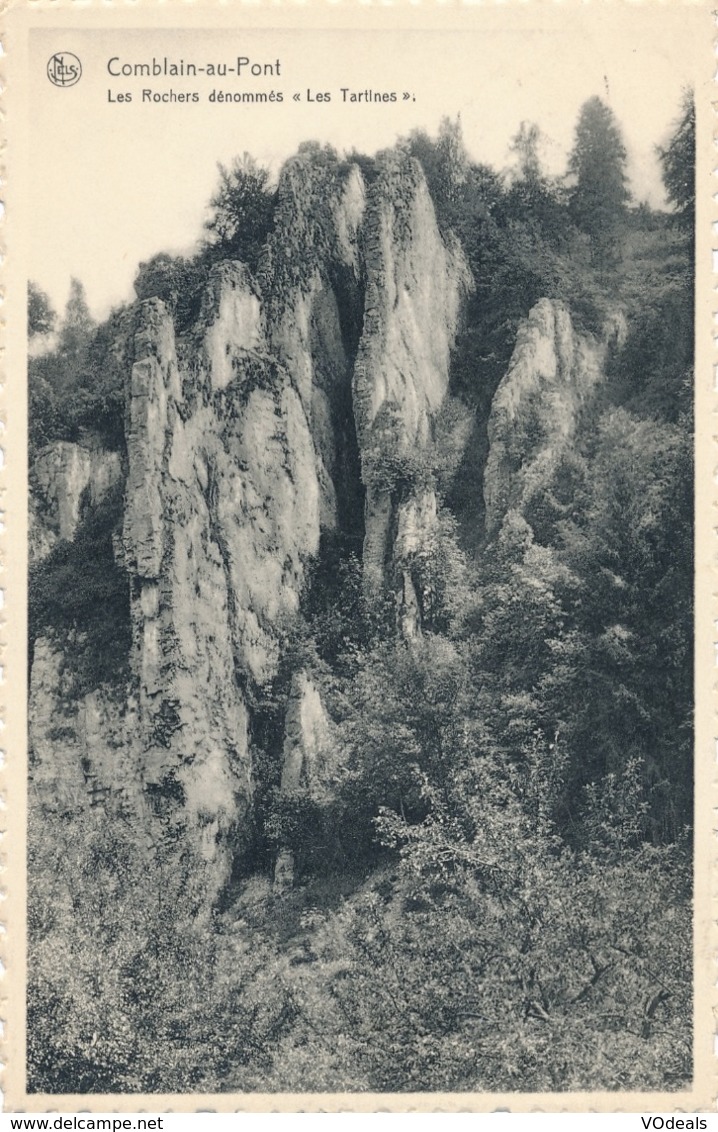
[5,3,714,1110]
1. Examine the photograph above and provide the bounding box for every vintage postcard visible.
[2,0,715,1112]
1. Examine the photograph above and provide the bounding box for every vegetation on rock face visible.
[28,92,695,1093]
[133,154,278,333]
[29,482,132,695]
[132,153,279,334]
[132,252,210,333]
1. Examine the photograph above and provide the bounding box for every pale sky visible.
[28,14,702,320]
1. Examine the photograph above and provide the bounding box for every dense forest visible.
[27,92,694,1093]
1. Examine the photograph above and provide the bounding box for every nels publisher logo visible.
[47,52,82,88]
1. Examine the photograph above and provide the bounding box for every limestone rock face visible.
[484,299,611,535]
[264,156,366,532]
[120,272,323,889]
[201,262,265,391]
[354,151,471,617]
[280,670,334,792]
[29,441,122,564]
[28,144,473,898]
[354,153,469,452]
[393,491,439,639]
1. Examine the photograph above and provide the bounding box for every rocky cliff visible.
[28,146,473,896]
[28,143,625,900]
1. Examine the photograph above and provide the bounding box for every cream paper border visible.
[1,0,714,1112]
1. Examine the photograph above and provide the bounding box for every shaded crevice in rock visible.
[263,156,367,537]
[316,263,366,544]
[439,412,487,554]
[390,490,440,639]
[28,471,134,762]
[443,296,530,556]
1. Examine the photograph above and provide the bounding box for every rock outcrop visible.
[484,299,622,535]
[264,155,367,533]
[354,151,471,629]
[280,671,334,794]
[120,274,323,888]
[28,144,473,896]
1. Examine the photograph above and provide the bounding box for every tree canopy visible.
[28,282,56,339]
[509,120,544,185]
[203,153,276,269]
[58,278,95,367]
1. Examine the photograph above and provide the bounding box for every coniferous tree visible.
[658,89,695,237]
[510,120,543,185]
[506,120,565,246]
[568,97,630,271]
[58,277,94,368]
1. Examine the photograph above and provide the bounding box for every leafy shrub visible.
[204,153,277,270]
[27,805,295,1093]
[605,278,693,422]
[133,252,211,333]
[294,822,691,1091]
